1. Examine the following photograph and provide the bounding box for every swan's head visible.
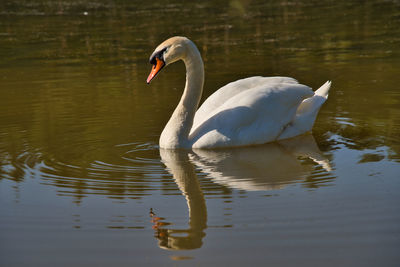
[147,36,190,84]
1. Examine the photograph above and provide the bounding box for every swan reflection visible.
[153,134,332,250]
[192,134,332,191]
[153,149,207,250]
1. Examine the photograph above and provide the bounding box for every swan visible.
[147,36,331,149]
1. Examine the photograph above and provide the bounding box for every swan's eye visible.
[150,56,157,65]
[149,47,168,65]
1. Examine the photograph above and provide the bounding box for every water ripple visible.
[0,142,178,200]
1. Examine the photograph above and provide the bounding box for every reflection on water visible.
[153,149,207,250]
[150,134,331,250]
[1,134,334,204]
[192,134,333,191]
[0,143,167,203]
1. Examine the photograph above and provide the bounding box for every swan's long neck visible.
[160,42,204,148]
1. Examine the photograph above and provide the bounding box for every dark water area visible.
[0,0,399,266]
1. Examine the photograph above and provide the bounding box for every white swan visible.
[147,36,331,149]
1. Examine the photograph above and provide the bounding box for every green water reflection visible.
[0,0,399,182]
[0,0,399,265]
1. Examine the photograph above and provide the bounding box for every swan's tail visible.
[315,80,331,98]
[278,81,332,140]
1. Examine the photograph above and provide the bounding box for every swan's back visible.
[189,79,316,148]
[192,76,299,130]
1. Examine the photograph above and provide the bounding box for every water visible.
[1,0,400,266]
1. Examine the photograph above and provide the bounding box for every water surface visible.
[1,0,400,266]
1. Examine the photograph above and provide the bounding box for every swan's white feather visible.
[189,80,315,148]
[192,76,299,128]
[277,80,331,140]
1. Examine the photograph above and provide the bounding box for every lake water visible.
[1,0,399,266]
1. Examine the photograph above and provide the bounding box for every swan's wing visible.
[278,81,331,140]
[193,76,299,129]
[190,82,313,148]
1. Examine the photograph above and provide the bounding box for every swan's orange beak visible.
[147,58,165,84]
